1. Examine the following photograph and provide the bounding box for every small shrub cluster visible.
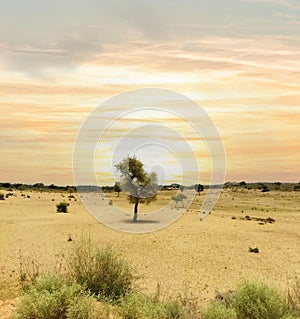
[0,193,4,200]
[66,241,133,301]
[56,201,69,213]
[249,247,260,253]
[120,292,199,319]
[202,281,299,319]
[15,273,95,319]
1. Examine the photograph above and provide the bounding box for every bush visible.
[202,301,237,319]
[287,280,300,315]
[56,201,69,213]
[66,295,95,319]
[120,292,166,319]
[120,292,199,319]
[0,193,4,200]
[233,281,288,319]
[14,272,86,319]
[67,240,134,301]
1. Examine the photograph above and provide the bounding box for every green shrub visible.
[202,301,237,319]
[233,281,288,319]
[66,295,95,319]
[67,241,134,301]
[120,292,166,319]
[287,280,300,315]
[120,292,199,319]
[14,272,85,319]
[0,193,4,200]
[281,315,300,319]
[56,201,69,213]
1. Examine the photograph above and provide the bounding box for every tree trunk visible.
[133,199,139,222]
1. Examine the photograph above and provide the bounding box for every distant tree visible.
[195,184,204,195]
[261,185,270,193]
[274,182,281,190]
[172,193,187,208]
[294,184,300,191]
[115,156,158,222]
[0,182,11,189]
[113,182,122,197]
[33,183,45,189]
[239,181,247,187]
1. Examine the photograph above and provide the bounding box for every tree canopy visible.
[115,156,158,222]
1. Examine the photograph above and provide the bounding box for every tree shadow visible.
[121,219,160,224]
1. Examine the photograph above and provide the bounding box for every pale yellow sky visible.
[0,0,299,185]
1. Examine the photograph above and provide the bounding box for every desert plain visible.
[0,187,299,318]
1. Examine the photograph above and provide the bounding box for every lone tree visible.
[113,182,122,197]
[115,156,158,222]
[195,183,204,195]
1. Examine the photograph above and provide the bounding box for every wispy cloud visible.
[0,1,299,184]
[242,0,300,10]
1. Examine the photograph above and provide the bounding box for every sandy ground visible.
[0,188,299,318]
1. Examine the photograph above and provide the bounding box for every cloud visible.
[242,0,300,9]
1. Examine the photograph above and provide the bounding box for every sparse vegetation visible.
[120,291,199,319]
[1,184,299,319]
[12,236,300,319]
[249,247,260,253]
[202,301,237,319]
[0,193,4,200]
[66,240,134,301]
[56,201,69,213]
[233,281,288,319]
[14,272,89,319]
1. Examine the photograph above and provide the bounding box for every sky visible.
[0,0,299,185]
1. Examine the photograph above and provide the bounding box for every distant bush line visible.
[1,181,300,193]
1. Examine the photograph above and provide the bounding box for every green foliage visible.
[66,240,134,301]
[66,295,95,319]
[287,280,300,315]
[115,156,158,203]
[202,301,237,319]
[120,292,167,319]
[14,272,85,319]
[0,193,4,200]
[56,201,69,213]
[120,292,198,319]
[281,315,300,319]
[115,156,158,221]
[233,281,288,319]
